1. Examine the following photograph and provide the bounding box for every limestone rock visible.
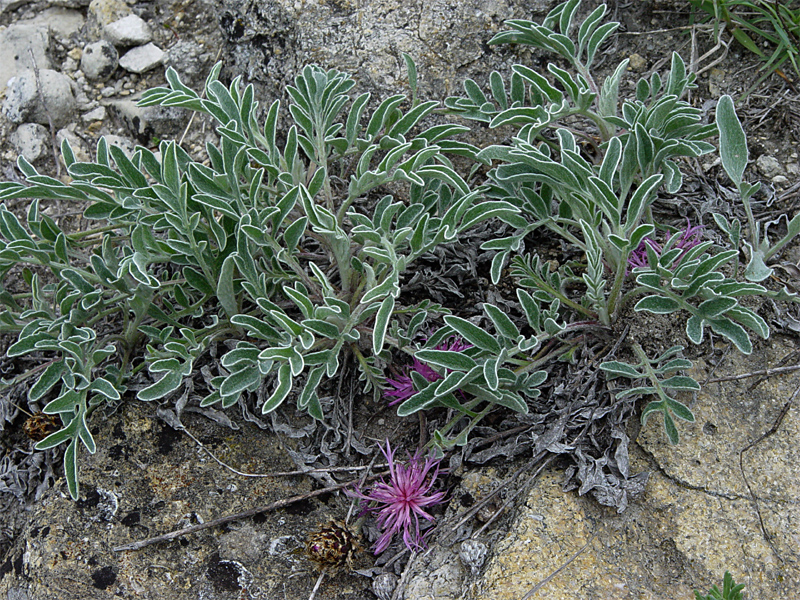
[81,40,119,82]
[9,123,50,163]
[756,154,782,179]
[165,40,213,88]
[87,0,131,36]
[81,106,107,123]
[118,43,164,74]
[103,14,153,47]
[28,7,86,38]
[471,338,800,599]
[0,24,52,94]
[2,69,77,129]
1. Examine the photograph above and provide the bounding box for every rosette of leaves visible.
[0,60,519,497]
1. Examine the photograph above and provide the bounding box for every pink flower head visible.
[627,237,662,271]
[627,219,704,273]
[345,440,447,554]
[673,219,704,260]
[385,336,471,406]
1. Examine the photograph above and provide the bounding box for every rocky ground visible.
[0,0,799,598]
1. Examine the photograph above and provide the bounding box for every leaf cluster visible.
[601,345,700,444]
[694,571,746,600]
[0,60,519,497]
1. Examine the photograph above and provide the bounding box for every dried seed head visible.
[22,412,59,442]
[372,572,398,600]
[459,539,488,576]
[304,521,361,571]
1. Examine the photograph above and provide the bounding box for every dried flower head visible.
[22,412,60,442]
[346,440,446,554]
[372,572,398,600]
[458,539,489,576]
[385,336,471,406]
[304,520,361,571]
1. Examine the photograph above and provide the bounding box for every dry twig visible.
[27,49,60,177]
[113,471,386,552]
[521,532,598,599]
[704,363,800,384]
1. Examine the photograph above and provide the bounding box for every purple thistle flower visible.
[627,219,704,274]
[627,237,662,271]
[674,219,704,261]
[385,336,472,406]
[345,440,447,555]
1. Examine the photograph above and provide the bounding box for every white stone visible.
[756,154,782,178]
[87,0,130,34]
[118,43,164,74]
[2,69,77,129]
[10,123,50,163]
[81,40,119,82]
[103,14,153,47]
[0,24,52,94]
[29,7,86,38]
[82,106,107,122]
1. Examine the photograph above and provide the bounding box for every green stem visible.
[606,260,630,325]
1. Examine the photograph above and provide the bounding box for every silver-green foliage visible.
[445,0,719,328]
[0,61,520,497]
[601,345,699,445]
[427,0,798,444]
[716,94,800,283]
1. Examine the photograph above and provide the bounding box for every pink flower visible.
[385,336,471,406]
[345,440,446,554]
[628,219,704,273]
[627,237,662,271]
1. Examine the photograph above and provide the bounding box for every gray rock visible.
[28,7,86,38]
[404,550,466,600]
[756,154,782,179]
[9,123,50,163]
[216,0,534,105]
[81,40,119,82]
[0,0,27,16]
[105,96,187,141]
[86,0,130,37]
[165,40,213,88]
[2,69,77,129]
[81,106,107,122]
[118,43,164,74]
[56,127,92,163]
[0,24,52,94]
[103,14,153,47]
